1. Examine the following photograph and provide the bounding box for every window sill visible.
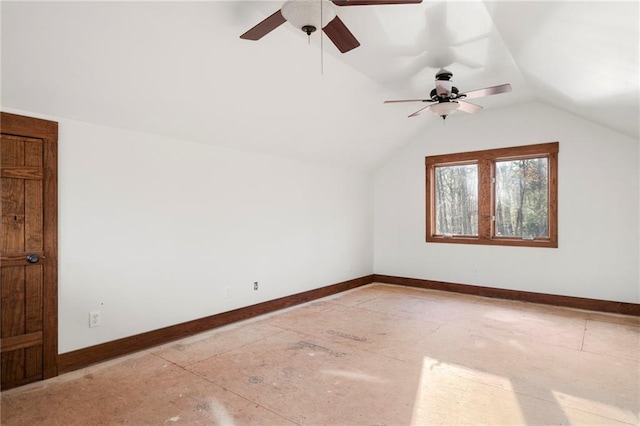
[426,236,557,248]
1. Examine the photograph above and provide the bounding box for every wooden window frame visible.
[425,142,558,248]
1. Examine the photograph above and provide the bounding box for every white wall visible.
[5,100,638,355]
[374,102,640,303]
[5,109,374,353]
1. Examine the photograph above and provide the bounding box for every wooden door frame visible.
[1,112,58,379]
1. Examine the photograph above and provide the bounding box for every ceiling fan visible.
[240,0,423,53]
[385,69,512,120]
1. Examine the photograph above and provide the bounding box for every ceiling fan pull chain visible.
[320,0,324,75]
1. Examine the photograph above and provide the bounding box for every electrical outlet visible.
[225,287,231,299]
[89,310,102,328]
[254,281,259,290]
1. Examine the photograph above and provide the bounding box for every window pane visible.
[435,164,478,236]
[495,158,548,238]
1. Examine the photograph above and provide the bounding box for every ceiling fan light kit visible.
[428,101,460,120]
[281,0,337,35]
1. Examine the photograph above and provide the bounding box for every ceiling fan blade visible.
[333,0,422,5]
[461,83,512,100]
[240,10,287,41]
[457,101,483,114]
[323,16,360,53]
[384,99,433,104]
[408,105,433,118]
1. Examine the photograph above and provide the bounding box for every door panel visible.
[1,135,45,387]
[1,113,57,390]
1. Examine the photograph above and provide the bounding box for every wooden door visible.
[1,112,58,389]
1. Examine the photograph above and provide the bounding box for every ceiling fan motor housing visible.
[434,69,456,99]
[435,69,453,81]
[431,85,459,101]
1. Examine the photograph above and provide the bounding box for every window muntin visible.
[425,142,558,248]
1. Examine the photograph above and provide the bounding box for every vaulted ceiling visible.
[2,1,638,170]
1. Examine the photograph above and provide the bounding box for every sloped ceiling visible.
[1,1,638,170]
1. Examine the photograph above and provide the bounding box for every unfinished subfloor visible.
[1,283,639,425]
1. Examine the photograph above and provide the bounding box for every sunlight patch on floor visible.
[411,356,523,425]
[484,309,546,324]
[551,390,639,425]
[321,369,388,384]
[205,398,236,426]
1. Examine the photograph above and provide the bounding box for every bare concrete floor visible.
[1,283,639,425]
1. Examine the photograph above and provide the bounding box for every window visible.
[425,142,558,248]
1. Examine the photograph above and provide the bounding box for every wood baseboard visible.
[374,274,640,316]
[58,275,375,374]
[58,273,638,375]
